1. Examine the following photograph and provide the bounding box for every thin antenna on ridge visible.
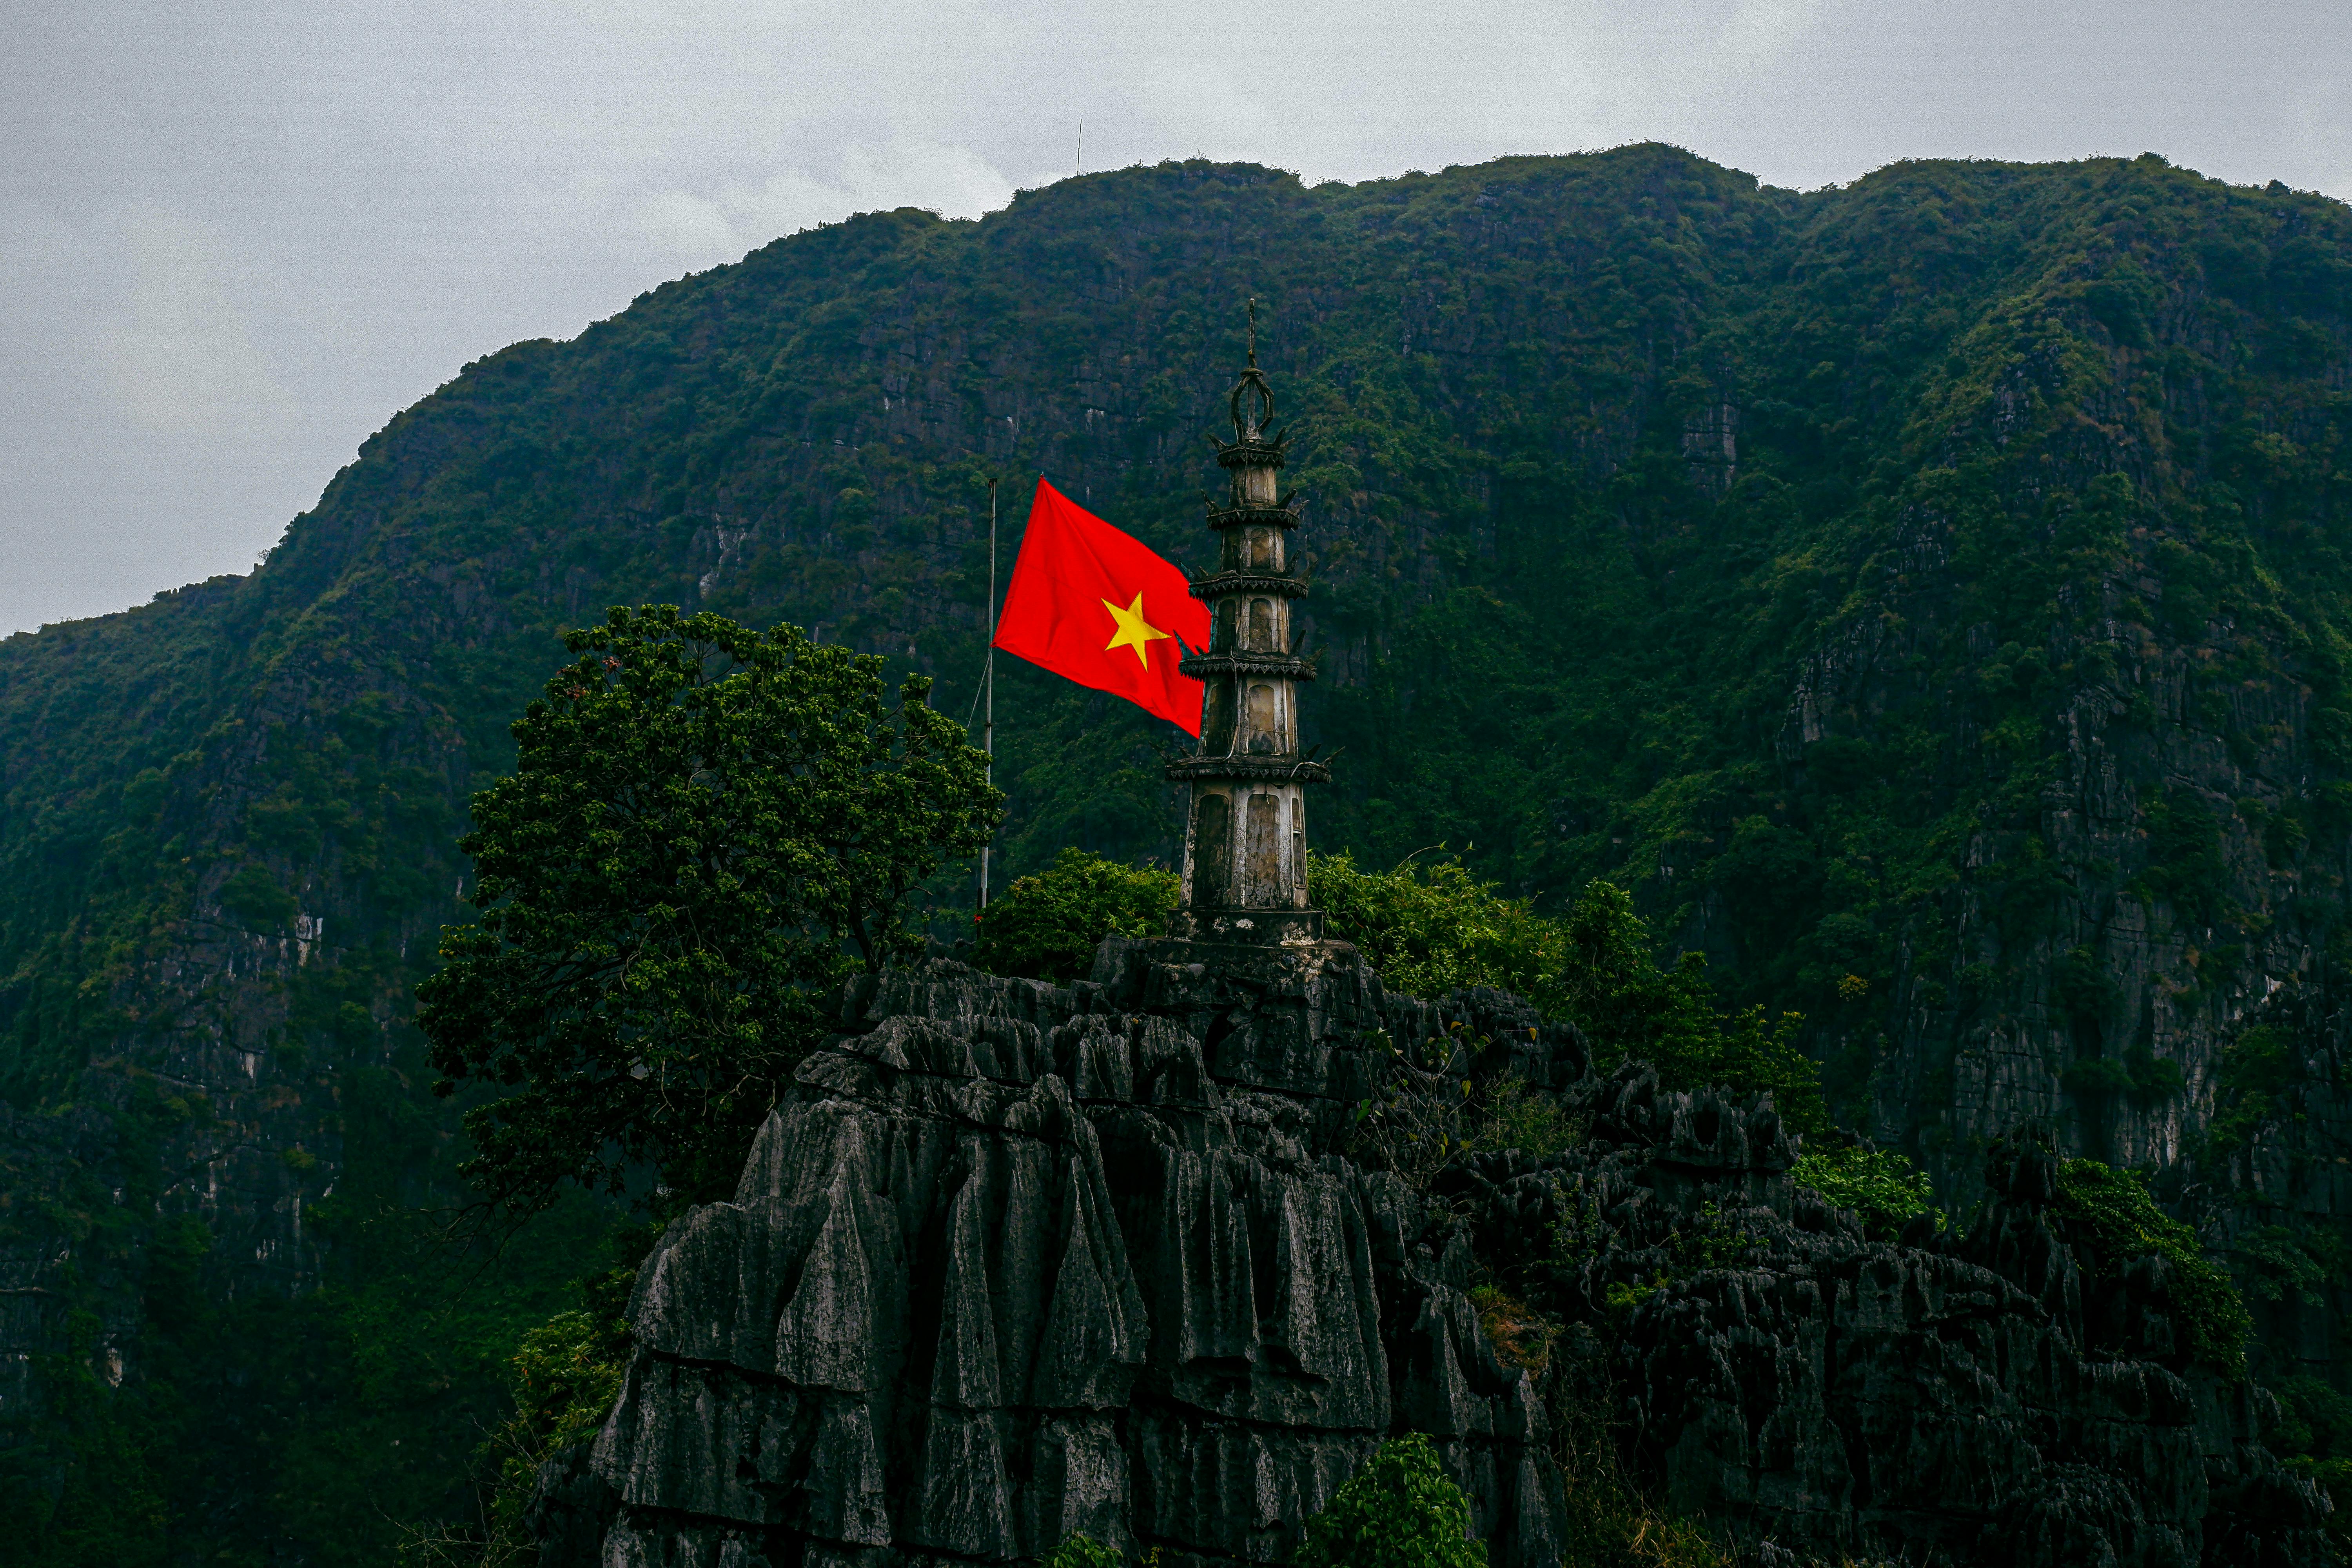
[1076,120,1083,177]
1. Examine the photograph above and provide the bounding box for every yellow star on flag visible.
[1101,591,1173,669]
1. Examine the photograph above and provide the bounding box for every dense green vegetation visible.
[441,1267,637,1566]
[2269,1374,2352,1556]
[419,606,997,1215]
[0,1078,629,1568]
[1042,1534,1126,1568]
[1316,857,1827,1133]
[1311,850,1570,998]
[1292,1433,1486,1568]
[969,847,1178,980]
[2052,1156,2253,1372]
[1046,1436,1500,1568]
[2207,1022,2298,1160]
[2,143,2349,1559]
[1790,1144,1942,1239]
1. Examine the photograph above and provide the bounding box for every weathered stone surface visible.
[548,951,2324,1568]
[1436,1065,2329,1566]
[552,944,1565,1568]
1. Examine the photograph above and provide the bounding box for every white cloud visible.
[631,140,1010,268]
[2,0,2349,632]
[1711,0,1831,74]
[93,207,294,436]
[842,138,1013,217]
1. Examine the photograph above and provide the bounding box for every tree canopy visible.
[1292,1432,1486,1568]
[1308,849,1566,999]
[1308,853,1828,1134]
[969,847,1180,982]
[419,606,1000,1213]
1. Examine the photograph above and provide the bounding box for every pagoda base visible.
[1165,906,1325,944]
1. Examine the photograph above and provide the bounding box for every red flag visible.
[993,478,1210,734]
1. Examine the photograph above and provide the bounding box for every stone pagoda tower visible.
[1168,318,1328,942]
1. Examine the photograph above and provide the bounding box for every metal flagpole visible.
[980,477,997,909]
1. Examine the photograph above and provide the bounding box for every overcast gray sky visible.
[4,1,2348,635]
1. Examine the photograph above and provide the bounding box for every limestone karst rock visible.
[1445,1073,2327,1564]
[536,940,2327,1568]
[535,942,1575,1568]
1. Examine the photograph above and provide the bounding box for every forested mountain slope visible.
[6,144,2352,1558]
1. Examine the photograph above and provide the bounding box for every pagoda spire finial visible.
[1225,302,1277,448]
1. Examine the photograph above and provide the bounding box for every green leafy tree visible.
[1552,882,1723,1062]
[1293,1432,1486,1568]
[1791,1145,1941,1238]
[1682,1004,1829,1137]
[1554,882,1828,1135]
[2268,1376,2352,1557]
[971,848,1178,982]
[419,606,1000,1214]
[1318,861,1829,1135]
[1311,850,1565,998]
[2207,1022,2295,1159]
[2052,1156,2252,1372]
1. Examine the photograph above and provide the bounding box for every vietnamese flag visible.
[993,478,1210,734]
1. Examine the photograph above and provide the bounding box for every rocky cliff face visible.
[2194,975,2352,1388]
[536,945,1576,1568]
[542,946,2325,1568]
[1454,1082,2324,1565]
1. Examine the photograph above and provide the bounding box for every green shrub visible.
[1310,850,1564,998]
[1293,1432,1485,1568]
[2052,944,2119,1019]
[480,1271,634,1546]
[2062,1057,2136,1096]
[220,862,299,928]
[1550,880,1715,1062]
[2139,788,2232,927]
[2052,1158,2251,1372]
[1463,1075,1579,1159]
[2123,1044,2187,1099]
[2267,1375,2352,1557]
[1043,1532,1123,1568]
[2263,809,2309,867]
[1790,1145,1940,1239]
[1467,1285,1557,1373]
[2207,1023,2294,1159]
[971,848,1179,982]
[1552,883,1829,1136]
[1319,861,1830,1137]
[1552,1393,1730,1568]
[1669,1003,1828,1137]
[2234,1222,2352,1305]
[2063,1048,2184,1104]
[1352,1058,1581,1192]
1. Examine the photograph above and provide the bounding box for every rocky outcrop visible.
[545,946,2326,1568]
[2191,976,2352,1390]
[1441,1071,2328,1566]
[543,945,1575,1568]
